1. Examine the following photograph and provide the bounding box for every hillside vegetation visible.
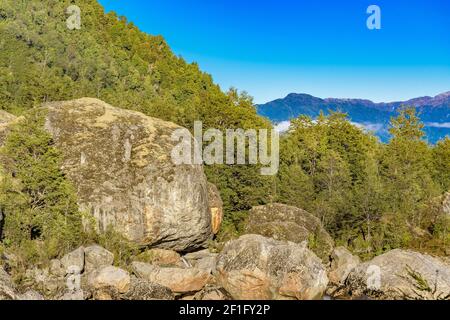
[0,0,448,261]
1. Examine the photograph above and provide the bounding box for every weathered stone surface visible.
[215,234,328,300]
[61,246,85,273]
[346,249,450,300]
[90,266,131,294]
[328,247,360,286]
[194,286,231,300]
[0,267,17,300]
[207,183,223,234]
[134,249,181,267]
[18,290,45,300]
[122,277,174,300]
[244,204,334,261]
[49,259,66,277]
[24,268,65,297]
[60,290,85,301]
[84,245,114,273]
[131,262,210,293]
[43,98,212,251]
[183,249,218,274]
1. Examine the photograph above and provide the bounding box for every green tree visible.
[0,109,84,262]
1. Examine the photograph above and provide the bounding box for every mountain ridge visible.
[257,91,450,143]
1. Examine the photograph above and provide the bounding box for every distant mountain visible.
[257,92,450,143]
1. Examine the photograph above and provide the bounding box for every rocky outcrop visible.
[207,183,223,234]
[131,262,210,294]
[244,204,334,261]
[215,234,328,300]
[42,98,212,251]
[345,249,450,300]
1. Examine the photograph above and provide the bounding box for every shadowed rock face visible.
[42,98,212,251]
[244,203,334,262]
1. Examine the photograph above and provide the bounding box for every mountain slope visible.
[0,0,272,219]
[257,92,450,143]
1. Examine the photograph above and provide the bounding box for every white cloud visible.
[424,122,450,129]
[351,122,385,133]
[274,121,291,133]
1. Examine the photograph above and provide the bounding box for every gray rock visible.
[0,268,17,300]
[122,277,174,300]
[49,259,66,277]
[18,290,45,300]
[43,98,212,251]
[244,203,334,262]
[346,249,450,300]
[84,245,114,273]
[60,289,85,300]
[131,262,210,294]
[61,246,85,274]
[328,247,361,286]
[90,266,131,294]
[183,249,218,274]
[24,268,65,297]
[216,234,329,300]
[134,249,181,267]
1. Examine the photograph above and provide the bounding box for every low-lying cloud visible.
[424,122,450,129]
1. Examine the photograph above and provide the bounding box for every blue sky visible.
[98,0,450,104]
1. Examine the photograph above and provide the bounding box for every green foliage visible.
[276,108,447,258]
[432,137,450,191]
[0,109,84,264]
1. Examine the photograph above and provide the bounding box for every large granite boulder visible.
[215,234,328,300]
[244,204,334,261]
[42,98,212,251]
[345,249,450,300]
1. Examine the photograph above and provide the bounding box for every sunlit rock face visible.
[43,98,212,251]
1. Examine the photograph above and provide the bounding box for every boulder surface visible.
[42,98,212,251]
[215,234,328,300]
[244,204,334,261]
[345,249,450,300]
